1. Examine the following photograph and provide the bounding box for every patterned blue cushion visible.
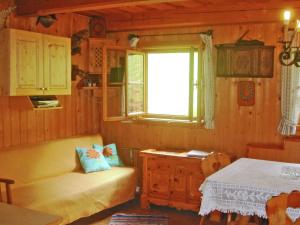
[76,147,111,173]
[93,143,124,167]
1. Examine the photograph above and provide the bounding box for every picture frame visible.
[237,81,255,106]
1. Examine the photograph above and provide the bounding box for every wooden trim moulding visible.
[16,0,190,16]
[106,8,295,32]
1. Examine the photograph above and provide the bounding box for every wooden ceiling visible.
[15,0,300,32]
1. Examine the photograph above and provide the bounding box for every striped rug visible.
[109,213,169,225]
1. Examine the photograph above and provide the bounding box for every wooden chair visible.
[0,178,15,204]
[199,152,231,225]
[266,190,300,225]
[228,215,262,225]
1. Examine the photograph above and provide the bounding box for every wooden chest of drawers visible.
[140,149,205,212]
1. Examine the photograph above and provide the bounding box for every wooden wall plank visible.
[36,111,45,143]
[0,97,4,148]
[27,111,37,144]
[2,97,11,147]
[19,110,28,145]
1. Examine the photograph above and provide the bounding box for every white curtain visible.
[278,33,300,136]
[200,34,215,129]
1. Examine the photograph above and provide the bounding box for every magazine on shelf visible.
[186,150,210,158]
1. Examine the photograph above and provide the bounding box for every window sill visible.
[121,117,204,128]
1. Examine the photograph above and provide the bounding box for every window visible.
[127,48,201,123]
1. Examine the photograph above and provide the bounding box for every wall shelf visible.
[9,96,63,110]
[81,87,100,90]
[33,106,63,111]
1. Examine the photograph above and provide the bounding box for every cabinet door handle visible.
[39,87,45,90]
[45,87,49,91]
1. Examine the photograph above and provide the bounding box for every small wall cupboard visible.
[88,39,127,121]
[0,29,71,96]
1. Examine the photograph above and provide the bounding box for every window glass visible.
[127,53,145,115]
[147,52,190,116]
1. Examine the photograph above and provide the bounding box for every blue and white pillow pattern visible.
[76,147,111,173]
[93,143,124,167]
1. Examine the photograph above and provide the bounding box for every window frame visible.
[102,45,128,122]
[103,45,204,125]
[136,47,203,123]
[126,50,146,118]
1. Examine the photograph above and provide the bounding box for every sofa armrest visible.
[0,177,15,204]
[0,178,15,185]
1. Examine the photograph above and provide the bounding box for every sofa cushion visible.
[76,147,111,173]
[12,167,136,225]
[0,134,103,186]
[93,143,124,167]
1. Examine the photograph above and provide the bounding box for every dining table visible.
[199,158,300,223]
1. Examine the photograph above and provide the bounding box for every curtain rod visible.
[130,29,213,38]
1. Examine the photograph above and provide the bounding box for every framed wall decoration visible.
[216,44,274,78]
[89,17,106,38]
[237,81,255,106]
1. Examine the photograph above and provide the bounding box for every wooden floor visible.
[70,198,201,225]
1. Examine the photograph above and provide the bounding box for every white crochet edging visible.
[199,181,300,222]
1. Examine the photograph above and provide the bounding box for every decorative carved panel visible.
[216,45,274,78]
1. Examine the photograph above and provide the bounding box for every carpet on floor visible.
[109,213,169,225]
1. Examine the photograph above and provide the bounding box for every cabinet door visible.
[43,35,71,95]
[147,158,171,199]
[170,164,187,202]
[103,46,127,121]
[10,30,44,96]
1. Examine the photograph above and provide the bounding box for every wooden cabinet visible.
[88,39,127,121]
[88,38,115,74]
[88,39,104,74]
[0,29,71,96]
[216,44,274,78]
[140,149,205,212]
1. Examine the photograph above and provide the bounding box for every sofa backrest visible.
[0,134,103,186]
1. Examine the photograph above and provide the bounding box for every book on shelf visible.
[186,150,210,158]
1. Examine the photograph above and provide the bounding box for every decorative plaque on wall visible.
[216,44,274,78]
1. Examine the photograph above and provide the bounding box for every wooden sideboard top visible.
[140,149,204,159]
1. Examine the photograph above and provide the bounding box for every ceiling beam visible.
[15,0,190,16]
[106,8,296,32]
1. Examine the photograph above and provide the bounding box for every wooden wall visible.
[0,1,297,158]
[0,2,101,149]
[104,23,286,157]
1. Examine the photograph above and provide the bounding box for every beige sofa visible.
[0,134,137,224]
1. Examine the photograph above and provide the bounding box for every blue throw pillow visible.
[93,143,124,167]
[76,147,111,173]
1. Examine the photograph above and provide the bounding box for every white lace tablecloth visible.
[199,158,300,220]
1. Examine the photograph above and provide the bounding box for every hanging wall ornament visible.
[0,6,16,30]
[36,14,57,28]
[89,16,106,38]
[71,29,89,55]
[128,34,140,48]
[237,81,255,106]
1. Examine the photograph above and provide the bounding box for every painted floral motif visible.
[87,149,100,159]
[103,147,113,157]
